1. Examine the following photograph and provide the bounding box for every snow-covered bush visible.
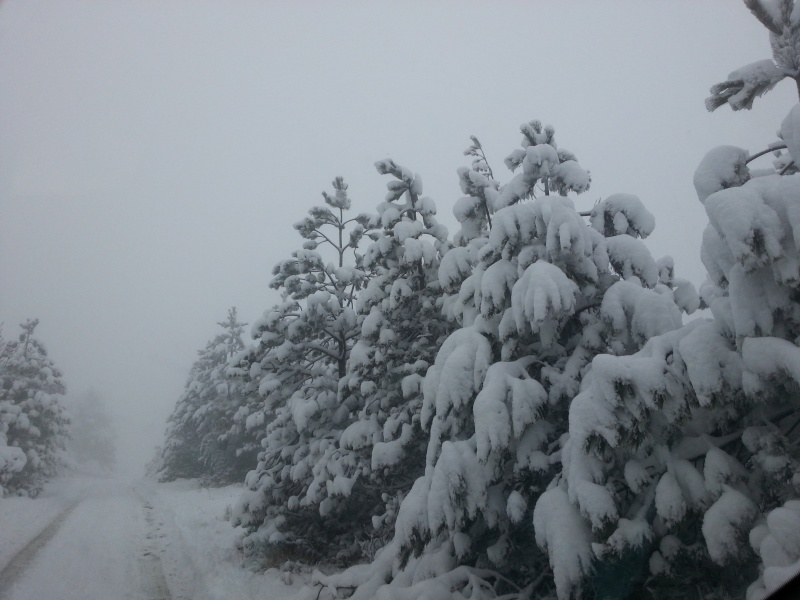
[0,319,69,497]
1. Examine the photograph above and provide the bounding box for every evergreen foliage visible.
[314,123,696,600]
[328,159,455,558]
[0,320,69,497]
[707,0,800,111]
[232,179,373,565]
[153,307,253,485]
[542,106,800,598]
[155,4,800,598]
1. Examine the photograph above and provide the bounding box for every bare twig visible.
[746,144,787,164]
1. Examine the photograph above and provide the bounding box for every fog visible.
[0,1,794,476]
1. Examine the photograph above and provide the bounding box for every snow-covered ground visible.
[0,476,304,600]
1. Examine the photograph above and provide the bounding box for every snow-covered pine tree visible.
[225,300,305,477]
[442,123,591,328]
[193,307,254,484]
[0,319,69,497]
[316,122,691,599]
[153,307,252,485]
[231,178,372,565]
[437,137,502,327]
[452,135,500,246]
[318,160,454,561]
[535,5,800,598]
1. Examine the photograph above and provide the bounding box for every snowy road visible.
[0,479,173,600]
[0,477,304,600]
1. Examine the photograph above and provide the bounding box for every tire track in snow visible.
[0,500,80,599]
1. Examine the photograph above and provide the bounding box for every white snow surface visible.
[0,475,302,600]
[719,60,784,112]
[533,486,593,600]
[702,486,757,565]
[693,146,750,203]
[590,193,655,238]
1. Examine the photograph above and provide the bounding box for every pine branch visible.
[706,65,784,112]
[744,0,781,34]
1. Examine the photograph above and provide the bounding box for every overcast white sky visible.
[0,1,796,475]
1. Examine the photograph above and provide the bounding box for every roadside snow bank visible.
[144,479,304,600]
